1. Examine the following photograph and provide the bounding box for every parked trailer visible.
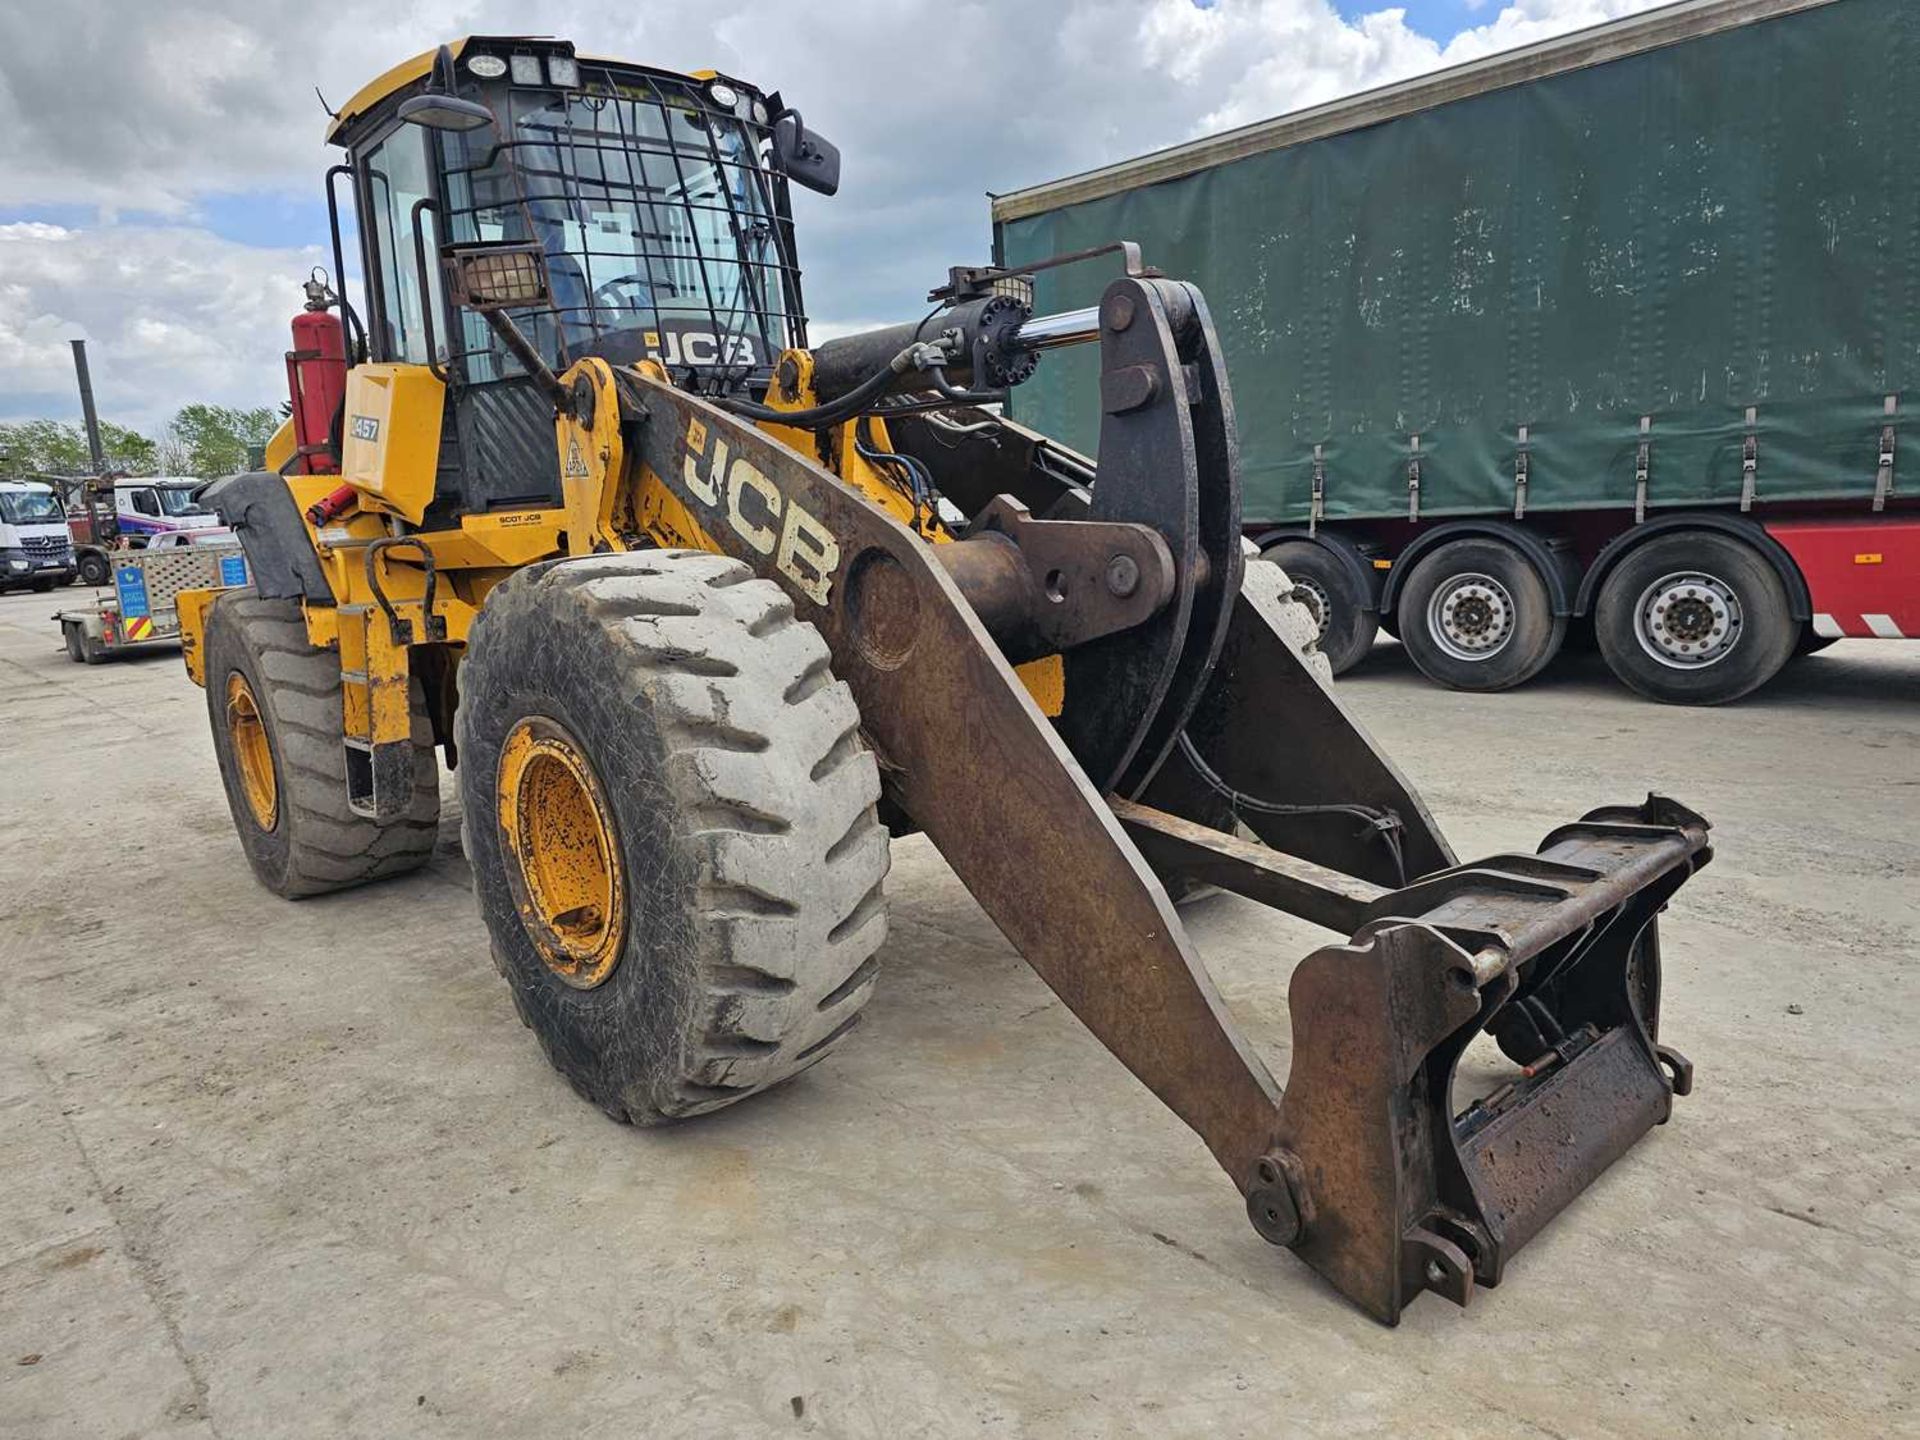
[992,0,1919,703]
[55,543,248,665]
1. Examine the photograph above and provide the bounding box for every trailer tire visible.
[77,551,111,587]
[455,551,890,1126]
[1594,530,1797,705]
[1259,540,1377,675]
[203,589,439,897]
[62,621,92,665]
[1396,537,1565,691]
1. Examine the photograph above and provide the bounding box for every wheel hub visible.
[1634,572,1741,669]
[1291,576,1333,641]
[224,672,278,831]
[1428,573,1515,662]
[497,716,626,989]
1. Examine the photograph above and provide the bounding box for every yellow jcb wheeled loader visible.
[177,39,1709,1323]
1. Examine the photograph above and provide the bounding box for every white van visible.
[0,480,76,591]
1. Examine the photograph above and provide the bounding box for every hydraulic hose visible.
[719,339,944,429]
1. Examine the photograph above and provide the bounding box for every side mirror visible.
[770,111,841,197]
[398,93,494,133]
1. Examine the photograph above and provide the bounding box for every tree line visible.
[0,405,282,483]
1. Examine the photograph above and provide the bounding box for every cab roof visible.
[324,37,722,145]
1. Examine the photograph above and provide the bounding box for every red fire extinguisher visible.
[285,269,347,477]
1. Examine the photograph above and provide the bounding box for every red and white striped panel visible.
[1767,518,1920,641]
[1811,611,1908,639]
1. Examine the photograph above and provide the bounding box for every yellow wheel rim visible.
[496,717,625,989]
[225,672,279,832]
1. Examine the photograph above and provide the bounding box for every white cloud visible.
[0,223,327,431]
[0,0,1665,433]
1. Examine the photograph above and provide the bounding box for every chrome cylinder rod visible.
[1012,306,1101,353]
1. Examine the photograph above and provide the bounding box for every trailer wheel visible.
[1594,531,1797,705]
[203,589,440,897]
[61,621,93,665]
[77,551,111,587]
[1396,537,1565,691]
[455,551,890,1126]
[1259,541,1377,675]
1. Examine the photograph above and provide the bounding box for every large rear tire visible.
[456,550,891,1125]
[203,589,440,897]
[78,551,111,587]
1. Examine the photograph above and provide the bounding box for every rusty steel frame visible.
[595,272,1710,1324]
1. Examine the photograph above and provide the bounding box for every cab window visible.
[362,127,449,366]
[130,489,160,516]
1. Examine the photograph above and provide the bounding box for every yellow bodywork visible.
[324,41,468,143]
[264,417,299,474]
[340,365,447,525]
[180,337,1064,766]
[323,40,738,147]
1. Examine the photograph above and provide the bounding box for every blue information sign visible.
[115,564,151,619]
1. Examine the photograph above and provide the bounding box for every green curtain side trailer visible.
[993,0,1919,703]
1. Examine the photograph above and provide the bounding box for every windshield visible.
[0,490,64,526]
[155,487,205,517]
[439,66,797,390]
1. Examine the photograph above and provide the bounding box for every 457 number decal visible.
[681,416,841,607]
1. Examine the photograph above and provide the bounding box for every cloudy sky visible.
[0,0,1662,436]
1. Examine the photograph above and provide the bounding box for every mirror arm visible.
[478,309,573,417]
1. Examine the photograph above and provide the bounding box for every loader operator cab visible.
[325,38,836,519]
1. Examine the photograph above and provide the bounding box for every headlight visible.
[466,54,507,79]
[750,98,769,127]
[547,55,580,88]
[706,80,739,110]
[509,54,542,86]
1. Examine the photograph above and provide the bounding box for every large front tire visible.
[203,590,440,897]
[456,551,891,1126]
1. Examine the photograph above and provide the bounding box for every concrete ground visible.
[0,584,1914,1440]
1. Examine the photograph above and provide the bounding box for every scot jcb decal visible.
[681,416,840,606]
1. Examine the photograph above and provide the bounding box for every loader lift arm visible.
[580,267,1708,1323]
